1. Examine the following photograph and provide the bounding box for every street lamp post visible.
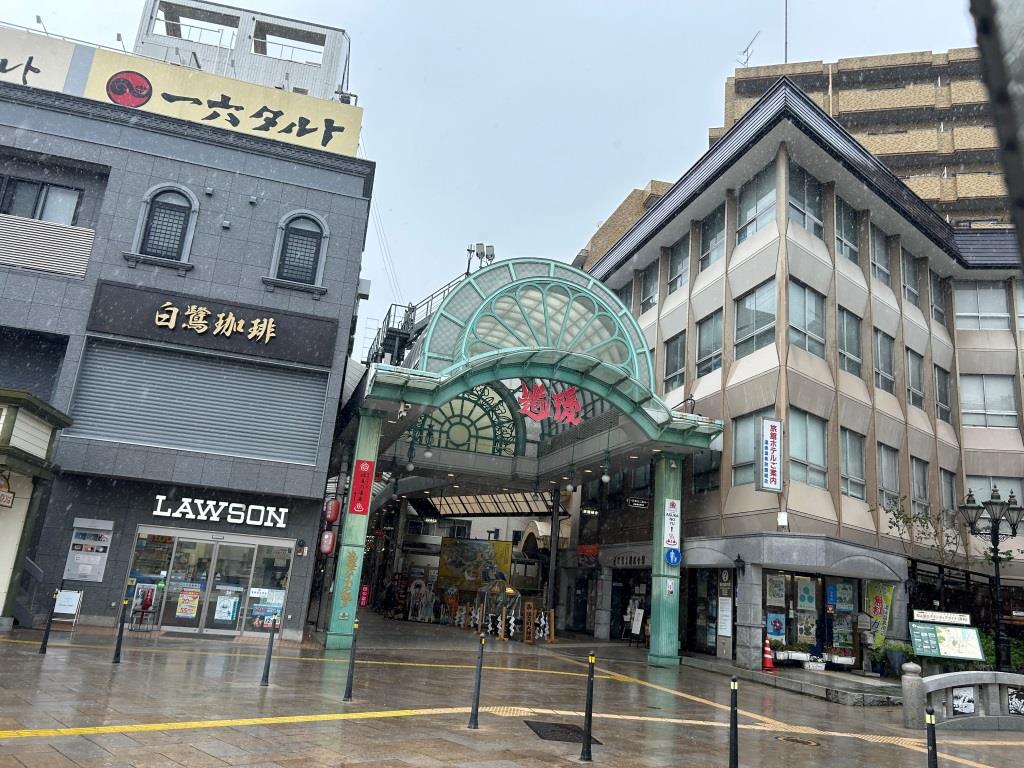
[958,485,1024,672]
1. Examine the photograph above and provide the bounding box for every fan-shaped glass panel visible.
[412,385,518,456]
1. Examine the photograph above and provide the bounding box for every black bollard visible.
[112,599,129,664]
[343,620,360,702]
[259,615,278,687]
[925,706,938,768]
[580,651,596,761]
[468,633,485,729]
[729,676,738,768]
[38,589,58,655]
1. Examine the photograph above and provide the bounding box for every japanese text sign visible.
[87,281,337,367]
[0,28,75,91]
[756,417,783,493]
[348,459,375,516]
[82,49,361,157]
[516,382,583,426]
[663,498,681,549]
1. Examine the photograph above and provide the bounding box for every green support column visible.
[326,410,383,650]
[649,453,683,665]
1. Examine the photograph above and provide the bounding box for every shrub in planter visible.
[883,640,916,676]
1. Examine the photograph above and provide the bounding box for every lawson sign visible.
[756,417,783,493]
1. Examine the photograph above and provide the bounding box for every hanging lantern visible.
[319,530,337,555]
[325,497,341,523]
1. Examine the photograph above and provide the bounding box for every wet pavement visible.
[0,614,1017,767]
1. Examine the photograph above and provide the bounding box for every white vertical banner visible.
[663,498,681,548]
[756,416,784,493]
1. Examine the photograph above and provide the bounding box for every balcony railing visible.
[0,213,94,278]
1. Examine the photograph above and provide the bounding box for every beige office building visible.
[582,78,1022,669]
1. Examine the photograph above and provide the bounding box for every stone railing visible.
[902,663,1024,730]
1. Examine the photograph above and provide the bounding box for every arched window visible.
[139,189,193,261]
[276,216,324,285]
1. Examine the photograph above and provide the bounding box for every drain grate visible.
[525,720,602,745]
[776,736,820,747]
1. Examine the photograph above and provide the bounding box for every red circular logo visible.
[105,71,152,108]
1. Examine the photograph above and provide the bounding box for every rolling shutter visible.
[68,340,328,464]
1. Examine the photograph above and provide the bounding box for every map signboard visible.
[909,622,985,661]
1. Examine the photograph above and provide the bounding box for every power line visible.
[357,135,405,305]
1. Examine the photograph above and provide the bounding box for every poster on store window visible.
[835,582,855,612]
[766,612,786,640]
[214,595,238,622]
[796,577,816,612]
[797,612,817,644]
[765,574,786,607]
[175,588,201,619]
[132,583,156,613]
[833,613,854,648]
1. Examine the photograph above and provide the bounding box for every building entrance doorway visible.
[124,526,295,636]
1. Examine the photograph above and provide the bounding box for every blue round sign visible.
[665,548,682,567]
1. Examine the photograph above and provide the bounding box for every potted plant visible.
[770,638,787,661]
[803,654,826,671]
[884,640,915,676]
[868,643,887,675]
[824,646,856,666]
[784,642,811,662]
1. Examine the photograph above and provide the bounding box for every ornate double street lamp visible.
[958,486,1024,672]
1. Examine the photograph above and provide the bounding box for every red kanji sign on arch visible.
[516,382,583,426]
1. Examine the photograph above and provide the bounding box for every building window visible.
[700,204,725,271]
[940,468,956,524]
[870,224,890,286]
[788,281,825,358]
[693,451,721,493]
[906,348,925,408]
[664,331,685,391]
[965,475,1024,509]
[734,279,776,359]
[902,249,920,308]
[835,196,859,262]
[615,281,633,312]
[935,366,951,423]
[931,271,947,324]
[1017,283,1024,329]
[873,330,896,394]
[878,442,900,511]
[840,428,866,500]
[959,373,1017,426]
[0,177,82,226]
[911,457,929,519]
[954,281,1009,329]
[276,215,325,285]
[639,260,659,313]
[789,408,827,488]
[668,235,689,295]
[139,189,193,261]
[736,163,776,244]
[838,308,862,376]
[789,160,823,239]
[732,407,773,485]
[696,310,723,376]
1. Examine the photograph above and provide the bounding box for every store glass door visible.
[204,544,255,632]
[161,540,213,629]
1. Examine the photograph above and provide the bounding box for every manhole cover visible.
[776,736,820,747]
[524,720,602,745]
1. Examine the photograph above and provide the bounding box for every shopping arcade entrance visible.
[328,258,723,664]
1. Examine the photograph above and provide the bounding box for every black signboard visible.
[87,281,338,367]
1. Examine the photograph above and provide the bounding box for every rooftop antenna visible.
[116,33,127,53]
[737,31,760,67]
[34,15,49,36]
[784,0,789,63]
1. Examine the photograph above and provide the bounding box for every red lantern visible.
[319,530,336,555]
[325,497,341,523]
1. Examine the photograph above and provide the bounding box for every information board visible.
[909,622,985,660]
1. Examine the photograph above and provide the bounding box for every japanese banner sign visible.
[516,382,583,426]
[348,459,375,516]
[756,417,783,493]
[663,498,681,549]
[83,49,361,157]
[0,28,362,158]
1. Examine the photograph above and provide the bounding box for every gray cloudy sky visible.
[8,1,977,356]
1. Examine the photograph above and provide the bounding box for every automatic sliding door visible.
[204,544,255,632]
[161,540,213,629]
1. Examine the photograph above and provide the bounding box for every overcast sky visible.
[8,1,977,357]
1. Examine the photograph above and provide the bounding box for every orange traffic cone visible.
[762,637,776,673]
